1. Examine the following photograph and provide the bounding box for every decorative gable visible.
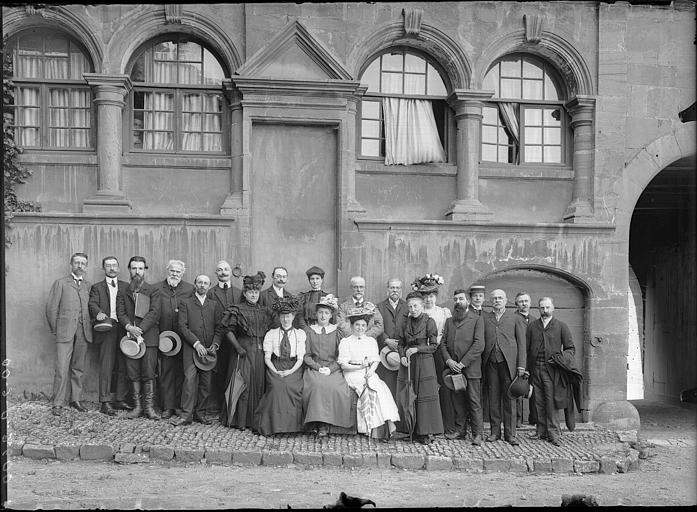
[236,20,353,80]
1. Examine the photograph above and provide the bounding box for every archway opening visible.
[629,155,697,404]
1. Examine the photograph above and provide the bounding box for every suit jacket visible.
[88,278,129,341]
[336,298,384,340]
[258,286,293,308]
[525,316,574,374]
[207,282,242,311]
[439,311,484,379]
[46,275,93,343]
[514,310,536,327]
[376,298,408,351]
[116,282,161,347]
[156,279,195,333]
[466,306,487,317]
[178,296,223,349]
[482,310,527,380]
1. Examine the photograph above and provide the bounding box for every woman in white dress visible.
[337,305,399,441]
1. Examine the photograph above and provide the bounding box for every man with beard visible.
[88,256,132,415]
[375,278,408,399]
[482,289,526,446]
[117,256,161,420]
[46,252,93,415]
[467,284,487,316]
[514,291,536,427]
[207,260,242,416]
[296,266,330,330]
[526,296,575,446]
[439,289,485,445]
[157,260,195,419]
[336,276,384,340]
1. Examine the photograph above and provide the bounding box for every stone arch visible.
[480,263,594,299]
[473,29,594,97]
[346,22,472,90]
[2,6,104,73]
[105,7,241,77]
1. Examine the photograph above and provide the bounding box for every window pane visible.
[500,58,520,78]
[45,34,69,57]
[499,146,511,163]
[153,61,178,83]
[525,108,542,126]
[202,50,225,84]
[543,146,561,163]
[381,72,402,93]
[522,79,543,100]
[70,50,89,79]
[131,56,146,82]
[482,125,498,144]
[362,100,380,119]
[404,73,425,94]
[500,78,521,99]
[179,41,202,62]
[482,106,498,125]
[525,145,542,162]
[405,53,426,73]
[17,127,40,147]
[179,62,202,84]
[544,74,559,100]
[154,41,177,61]
[17,34,43,78]
[362,120,381,138]
[49,128,70,147]
[482,144,497,162]
[483,69,498,96]
[526,127,542,144]
[73,129,91,148]
[522,59,543,79]
[362,138,380,157]
[498,127,508,143]
[361,60,380,92]
[382,52,403,71]
[544,108,562,126]
[427,64,447,95]
[544,127,561,144]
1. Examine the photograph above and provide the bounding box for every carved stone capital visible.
[446,89,494,119]
[565,95,596,128]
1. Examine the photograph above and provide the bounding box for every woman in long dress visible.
[396,290,444,444]
[256,296,306,436]
[302,295,355,436]
[338,306,399,441]
[218,271,272,432]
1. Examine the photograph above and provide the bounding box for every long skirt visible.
[303,369,355,429]
[219,336,265,431]
[396,352,444,436]
[256,354,304,436]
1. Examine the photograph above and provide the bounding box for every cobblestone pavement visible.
[7,399,640,473]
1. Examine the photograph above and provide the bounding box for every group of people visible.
[46,252,578,447]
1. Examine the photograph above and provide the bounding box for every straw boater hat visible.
[379,346,400,371]
[193,348,218,371]
[315,294,338,311]
[411,273,445,294]
[120,335,146,359]
[507,373,533,400]
[468,284,486,296]
[442,368,467,392]
[94,318,113,332]
[305,266,325,279]
[272,295,300,315]
[242,271,266,291]
[158,330,182,356]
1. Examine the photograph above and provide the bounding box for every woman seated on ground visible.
[302,295,355,437]
[338,304,400,441]
[256,296,306,436]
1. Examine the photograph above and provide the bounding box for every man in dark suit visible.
[514,291,536,427]
[88,256,131,415]
[156,259,195,419]
[375,278,407,398]
[440,289,485,445]
[259,266,293,328]
[117,256,161,420]
[482,289,527,445]
[207,259,242,416]
[526,296,575,446]
[295,266,330,330]
[173,274,224,426]
[45,252,93,416]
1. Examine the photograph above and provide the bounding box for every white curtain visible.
[181,93,221,152]
[382,97,446,165]
[16,87,40,147]
[48,89,91,148]
[498,102,520,164]
[143,92,174,150]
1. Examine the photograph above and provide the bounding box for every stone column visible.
[563,95,596,222]
[82,74,132,213]
[221,80,244,215]
[344,85,367,215]
[445,89,493,221]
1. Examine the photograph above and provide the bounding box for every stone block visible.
[114,453,150,464]
[617,430,638,443]
[322,452,343,467]
[376,452,391,468]
[361,453,378,467]
[8,442,24,456]
[591,401,641,431]
[54,445,80,460]
[625,449,640,472]
[343,454,364,468]
[293,451,323,466]
[119,443,136,454]
[551,458,574,473]
[22,444,55,459]
[391,452,425,470]
[574,459,600,473]
[509,458,529,473]
[205,449,233,464]
[80,444,114,461]
[425,455,453,471]
[232,449,262,466]
[599,456,617,474]
[176,447,204,463]
[452,457,483,472]
[532,459,553,473]
[484,459,511,472]
[262,450,292,467]
[150,445,175,461]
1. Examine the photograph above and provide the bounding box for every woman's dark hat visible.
[305,266,325,278]
[272,295,300,314]
[242,271,266,291]
[405,290,424,302]
[507,373,533,400]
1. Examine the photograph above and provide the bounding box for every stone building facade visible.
[3,2,695,428]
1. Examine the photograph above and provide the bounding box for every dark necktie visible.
[321,327,327,335]
[110,279,116,288]
[280,328,291,359]
[223,283,229,290]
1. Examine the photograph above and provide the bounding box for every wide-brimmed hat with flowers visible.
[346,301,376,322]
[411,273,445,294]
[315,294,339,311]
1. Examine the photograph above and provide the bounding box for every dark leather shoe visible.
[506,437,520,446]
[51,406,62,416]
[100,402,116,416]
[161,409,174,420]
[172,416,192,426]
[391,432,410,440]
[486,434,501,442]
[444,431,464,440]
[112,400,133,411]
[528,432,547,440]
[70,401,87,412]
[194,414,211,425]
[471,434,482,446]
[549,437,561,446]
[418,434,433,445]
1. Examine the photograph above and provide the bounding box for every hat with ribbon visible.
[242,271,266,291]
[315,294,338,311]
[507,373,533,400]
[158,330,182,356]
[468,284,486,296]
[93,318,113,332]
[379,346,400,371]
[442,368,468,392]
[193,347,218,371]
[411,273,445,294]
[120,335,146,359]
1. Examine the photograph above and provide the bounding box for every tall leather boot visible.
[126,381,143,419]
[143,380,160,420]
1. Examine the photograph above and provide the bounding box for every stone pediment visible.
[236,20,353,81]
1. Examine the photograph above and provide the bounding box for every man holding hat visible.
[296,265,330,330]
[482,289,527,446]
[173,274,223,426]
[375,278,408,401]
[88,256,132,415]
[440,288,485,444]
[467,284,487,316]
[156,259,195,420]
[514,291,537,428]
[116,256,161,420]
